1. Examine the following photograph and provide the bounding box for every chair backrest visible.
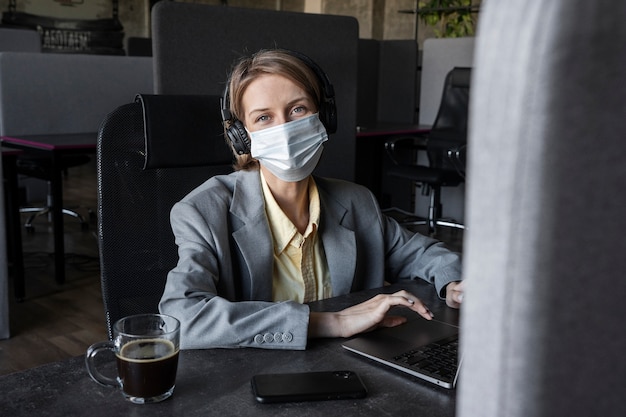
[97,94,233,338]
[458,0,626,416]
[428,67,471,173]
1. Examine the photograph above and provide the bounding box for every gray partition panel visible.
[0,154,8,339]
[377,40,417,124]
[0,27,41,52]
[419,37,474,125]
[152,3,359,181]
[356,39,380,128]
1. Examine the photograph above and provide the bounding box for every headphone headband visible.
[221,49,337,156]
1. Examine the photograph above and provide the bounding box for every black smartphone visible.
[251,370,368,404]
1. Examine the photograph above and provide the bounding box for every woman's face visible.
[241,73,317,133]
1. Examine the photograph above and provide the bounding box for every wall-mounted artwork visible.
[1,0,124,55]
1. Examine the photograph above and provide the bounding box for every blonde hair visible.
[224,49,322,171]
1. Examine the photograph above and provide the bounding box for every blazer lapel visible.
[230,171,274,301]
[318,182,357,297]
[229,173,359,300]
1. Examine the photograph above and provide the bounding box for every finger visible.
[445,286,462,309]
[414,303,434,320]
[446,298,461,309]
[379,315,408,328]
[403,297,434,320]
[452,281,464,303]
[389,291,435,320]
[368,292,434,320]
[379,291,420,310]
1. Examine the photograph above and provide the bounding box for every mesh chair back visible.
[97,99,232,338]
[428,67,471,174]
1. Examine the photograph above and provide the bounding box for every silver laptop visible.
[342,315,461,389]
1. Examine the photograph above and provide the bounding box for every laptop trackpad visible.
[343,318,458,358]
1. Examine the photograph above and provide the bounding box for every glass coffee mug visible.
[85,314,180,404]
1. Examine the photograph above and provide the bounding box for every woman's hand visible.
[444,280,464,309]
[308,290,433,339]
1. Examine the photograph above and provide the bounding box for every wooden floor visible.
[0,160,464,376]
[0,159,107,376]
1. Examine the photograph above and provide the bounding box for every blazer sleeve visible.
[382,212,462,298]
[159,199,310,350]
[316,177,462,299]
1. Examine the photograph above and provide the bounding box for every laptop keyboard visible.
[393,334,459,382]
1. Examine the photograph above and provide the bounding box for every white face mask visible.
[248,113,328,182]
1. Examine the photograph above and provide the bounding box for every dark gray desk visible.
[0,281,458,416]
[0,133,96,287]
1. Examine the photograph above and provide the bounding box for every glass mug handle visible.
[85,341,120,388]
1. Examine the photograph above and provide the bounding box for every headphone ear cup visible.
[320,97,337,134]
[226,120,251,155]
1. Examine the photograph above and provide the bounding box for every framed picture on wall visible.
[1,0,124,55]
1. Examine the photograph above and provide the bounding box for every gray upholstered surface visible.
[151,2,358,182]
[0,154,8,339]
[0,53,153,136]
[0,27,41,53]
[458,1,626,416]
[357,39,418,126]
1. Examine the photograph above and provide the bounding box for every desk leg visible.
[3,155,25,300]
[50,152,65,285]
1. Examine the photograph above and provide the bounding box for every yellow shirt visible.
[260,171,331,303]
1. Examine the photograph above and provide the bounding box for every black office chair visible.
[385,67,471,235]
[17,153,92,232]
[97,94,233,339]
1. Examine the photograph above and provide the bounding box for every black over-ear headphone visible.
[220,50,337,155]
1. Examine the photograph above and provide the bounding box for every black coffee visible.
[116,339,179,399]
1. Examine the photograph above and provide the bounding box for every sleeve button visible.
[282,332,293,343]
[254,334,264,344]
[263,333,274,343]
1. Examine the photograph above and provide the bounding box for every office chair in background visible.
[97,94,233,338]
[16,153,93,232]
[385,67,471,235]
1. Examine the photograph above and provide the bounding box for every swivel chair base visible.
[383,186,464,236]
[19,205,91,233]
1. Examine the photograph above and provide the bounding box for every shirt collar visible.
[260,171,321,254]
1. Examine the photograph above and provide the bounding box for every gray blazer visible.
[159,170,461,350]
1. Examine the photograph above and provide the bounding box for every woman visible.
[159,48,464,350]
